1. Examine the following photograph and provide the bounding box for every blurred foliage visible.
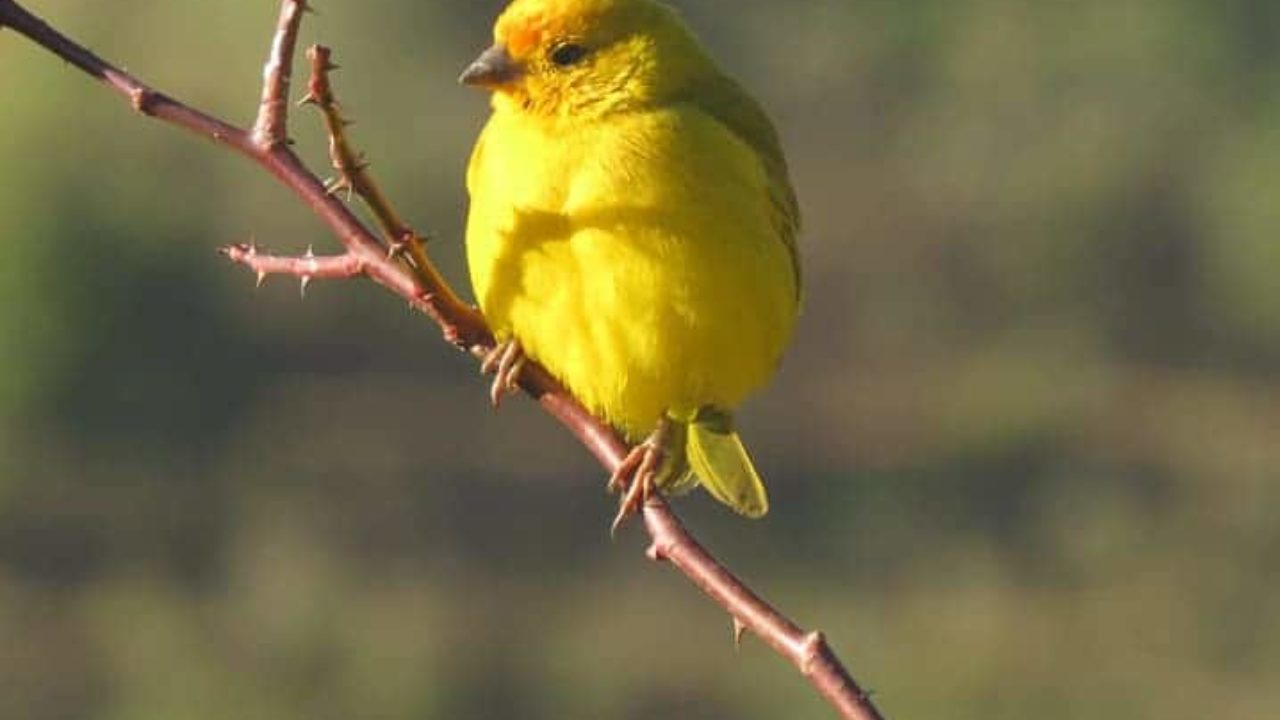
[1,0,1278,718]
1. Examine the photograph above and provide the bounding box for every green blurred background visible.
[2,1,1278,718]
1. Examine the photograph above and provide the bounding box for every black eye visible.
[549,43,588,67]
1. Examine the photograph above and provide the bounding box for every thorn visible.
[732,618,748,648]
[256,270,267,288]
[300,1,318,15]
[800,631,825,674]
[300,275,312,298]
[129,87,157,114]
[304,245,316,259]
[387,240,408,260]
[324,178,350,197]
[324,61,341,72]
[645,542,664,562]
[296,92,321,107]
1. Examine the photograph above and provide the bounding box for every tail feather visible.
[686,410,769,518]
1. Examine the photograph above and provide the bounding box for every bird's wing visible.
[686,74,802,297]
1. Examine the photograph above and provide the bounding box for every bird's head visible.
[459,0,711,119]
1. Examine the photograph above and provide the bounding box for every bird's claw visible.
[480,339,526,408]
[608,425,669,535]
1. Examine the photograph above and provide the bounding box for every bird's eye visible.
[549,43,588,67]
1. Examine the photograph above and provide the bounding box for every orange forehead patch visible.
[502,17,546,58]
[496,0,602,58]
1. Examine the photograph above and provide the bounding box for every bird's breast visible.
[465,107,797,436]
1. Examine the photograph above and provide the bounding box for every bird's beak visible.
[459,44,523,89]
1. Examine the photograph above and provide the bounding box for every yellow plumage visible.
[462,0,799,517]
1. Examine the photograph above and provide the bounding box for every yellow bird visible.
[461,0,800,521]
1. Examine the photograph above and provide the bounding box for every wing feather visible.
[684,74,801,297]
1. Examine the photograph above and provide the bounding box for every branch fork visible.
[0,2,885,718]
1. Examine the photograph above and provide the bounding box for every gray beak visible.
[459,44,522,88]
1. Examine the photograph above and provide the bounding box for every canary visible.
[461,0,800,519]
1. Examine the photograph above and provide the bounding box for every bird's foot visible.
[608,420,672,536]
[480,338,526,408]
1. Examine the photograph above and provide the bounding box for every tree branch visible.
[0,2,886,717]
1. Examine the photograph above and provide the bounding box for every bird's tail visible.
[685,408,769,518]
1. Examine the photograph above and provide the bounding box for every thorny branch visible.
[0,2,886,718]
[220,243,365,295]
[301,44,434,286]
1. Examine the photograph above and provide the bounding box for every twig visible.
[0,2,886,717]
[301,44,434,287]
[250,0,307,148]
[220,243,365,294]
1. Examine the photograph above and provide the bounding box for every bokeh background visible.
[2,1,1278,718]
